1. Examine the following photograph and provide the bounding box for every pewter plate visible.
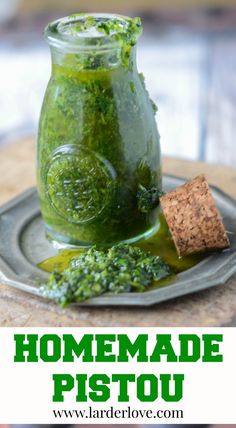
[0,175,236,306]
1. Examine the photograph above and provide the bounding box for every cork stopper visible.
[160,174,230,256]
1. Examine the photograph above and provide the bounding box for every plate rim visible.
[0,175,236,307]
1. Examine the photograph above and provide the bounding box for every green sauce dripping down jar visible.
[37,13,162,247]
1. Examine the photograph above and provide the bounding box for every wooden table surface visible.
[0,138,236,327]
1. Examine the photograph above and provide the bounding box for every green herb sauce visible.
[37,14,161,247]
[39,215,204,305]
[40,243,172,306]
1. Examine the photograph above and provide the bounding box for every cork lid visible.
[160,174,230,256]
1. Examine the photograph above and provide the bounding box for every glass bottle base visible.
[45,220,160,250]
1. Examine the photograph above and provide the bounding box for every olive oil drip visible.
[38,214,204,291]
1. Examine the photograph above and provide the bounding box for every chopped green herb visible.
[137,185,164,213]
[67,14,141,40]
[41,244,172,306]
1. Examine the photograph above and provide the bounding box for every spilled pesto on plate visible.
[41,244,172,306]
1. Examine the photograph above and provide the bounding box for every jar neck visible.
[50,44,137,73]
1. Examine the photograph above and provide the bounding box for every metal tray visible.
[0,175,236,306]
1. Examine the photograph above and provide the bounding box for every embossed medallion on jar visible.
[46,145,116,224]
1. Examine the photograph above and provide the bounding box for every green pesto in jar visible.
[37,14,162,247]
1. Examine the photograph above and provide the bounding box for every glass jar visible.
[37,14,162,247]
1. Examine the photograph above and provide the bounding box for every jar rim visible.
[44,13,142,52]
